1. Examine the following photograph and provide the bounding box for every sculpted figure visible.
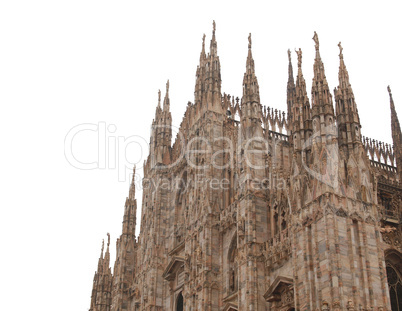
[295,48,302,68]
[313,31,319,50]
[338,41,343,57]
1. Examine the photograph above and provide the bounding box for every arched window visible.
[386,264,402,311]
[176,292,183,311]
[386,250,402,311]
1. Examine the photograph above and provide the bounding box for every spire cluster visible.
[194,21,222,110]
[89,26,401,311]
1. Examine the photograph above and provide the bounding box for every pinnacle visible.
[200,33,206,61]
[163,80,170,111]
[246,33,255,75]
[295,48,307,99]
[287,49,295,87]
[210,20,218,57]
[129,165,136,199]
[389,86,401,132]
[312,31,325,83]
[388,86,402,160]
[389,85,395,110]
[242,33,259,105]
[337,42,351,90]
[287,49,296,124]
[311,31,333,113]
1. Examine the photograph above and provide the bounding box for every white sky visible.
[0,1,401,310]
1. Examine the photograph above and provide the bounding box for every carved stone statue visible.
[313,31,319,50]
[338,41,343,57]
[295,48,302,68]
[248,33,252,49]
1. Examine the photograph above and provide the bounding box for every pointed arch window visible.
[386,264,402,311]
[176,292,183,311]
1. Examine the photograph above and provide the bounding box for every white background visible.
[0,1,401,310]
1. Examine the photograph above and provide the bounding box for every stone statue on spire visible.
[313,31,319,50]
[295,48,302,68]
[202,34,206,47]
[158,89,161,107]
[166,80,169,94]
[107,233,110,246]
[248,33,252,49]
[338,42,343,58]
[287,49,291,62]
[213,20,216,33]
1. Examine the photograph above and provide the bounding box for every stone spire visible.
[295,48,309,103]
[311,32,335,136]
[287,49,296,126]
[163,79,170,111]
[150,82,172,167]
[389,86,402,146]
[200,33,206,61]
[155,89,162,118]
[389,86,402,181]
[335,42,361,153]
[89,235,113,311]
[111,166,137,310]
[194,21,222,111]
[337,42,351,90]
[292,48,312,154]
[123,166,137,236]
[240,33,263,145]
[242,33,260,107]
[129,165,136,200]
[210,20,217,57]
[194,34,206,106]
[97,238,104,271]
[104,233,110,268]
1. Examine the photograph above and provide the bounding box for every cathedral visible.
[88,23,402,311]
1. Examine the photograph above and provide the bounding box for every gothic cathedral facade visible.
[89,23,402,311]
